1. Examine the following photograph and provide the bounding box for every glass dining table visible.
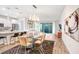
[26,34,41,48]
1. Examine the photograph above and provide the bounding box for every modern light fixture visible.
[28,5,39,22]
[33,5,37,9]
[29,14,39,22]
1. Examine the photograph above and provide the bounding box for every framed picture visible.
[64,8,79,42]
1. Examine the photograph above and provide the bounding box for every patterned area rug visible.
[2,40,54,54]
[42,40,54,54]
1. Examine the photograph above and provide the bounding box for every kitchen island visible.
[0,30,27,45]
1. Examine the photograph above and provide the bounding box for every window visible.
[40,23,52,33]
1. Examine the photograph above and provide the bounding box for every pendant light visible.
[29,5,39,22]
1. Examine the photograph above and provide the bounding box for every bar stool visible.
[19,32,24,36]
[10,33,19,44]
[19,32,27,38]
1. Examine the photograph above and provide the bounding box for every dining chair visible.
[34,33,46,54]
[17,37,33,54]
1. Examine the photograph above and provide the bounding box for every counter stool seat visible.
[10,33,19,44]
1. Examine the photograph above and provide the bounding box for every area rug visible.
[42,40,54,54]
[2,40,54,54]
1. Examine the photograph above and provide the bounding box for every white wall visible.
[54,21,60,33]
[60,5,79,54]
[16,18,28,31]
[0,16,23,31]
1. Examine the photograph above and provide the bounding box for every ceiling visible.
[0,5,65,22]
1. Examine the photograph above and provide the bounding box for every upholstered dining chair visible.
[34,32,46,54]
[17,37,33,54]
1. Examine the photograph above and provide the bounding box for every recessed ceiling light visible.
[2,8,6,11]
[2,7,10,11]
